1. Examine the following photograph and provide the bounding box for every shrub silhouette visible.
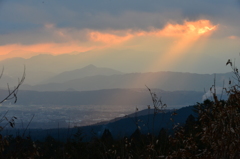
[167,59,240,158]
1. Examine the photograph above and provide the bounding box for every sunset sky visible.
[1,0,240,73]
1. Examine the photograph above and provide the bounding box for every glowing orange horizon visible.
[0,43,95,58]
[0,19,217,61]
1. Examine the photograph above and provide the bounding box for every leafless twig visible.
[0,65,25,104]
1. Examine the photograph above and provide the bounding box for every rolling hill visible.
[40,64,123,84]
[21,71,232,92]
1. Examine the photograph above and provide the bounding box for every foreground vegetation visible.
[1,60,240,158]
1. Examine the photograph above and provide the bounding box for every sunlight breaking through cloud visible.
[128,19,217,90]
[146,19,217,71]
[0,19,217,60]
[159,20,216,36]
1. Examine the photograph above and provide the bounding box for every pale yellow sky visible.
[0,1,240,74]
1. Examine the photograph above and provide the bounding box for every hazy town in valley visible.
[0,1,239,158]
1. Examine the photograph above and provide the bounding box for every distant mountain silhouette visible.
[0,50,232,86]
[40,64,122,84]
[21,71,232,92]
[0,74,21,90]
[12,89,206,106]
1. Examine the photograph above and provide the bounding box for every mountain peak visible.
[83,64,97,69]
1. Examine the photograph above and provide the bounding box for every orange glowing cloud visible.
[0,19,217,61]
[86,20,217,46]
[157,20,217,37]
[89,31,133,44]
[0,43,94,57]
[144,19,217,73]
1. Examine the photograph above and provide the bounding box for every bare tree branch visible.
[0,65,25,104]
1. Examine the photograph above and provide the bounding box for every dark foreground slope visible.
[1,105,195,142]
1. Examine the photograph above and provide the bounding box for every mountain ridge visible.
[40,64,123,84]
[21,71,232,92]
